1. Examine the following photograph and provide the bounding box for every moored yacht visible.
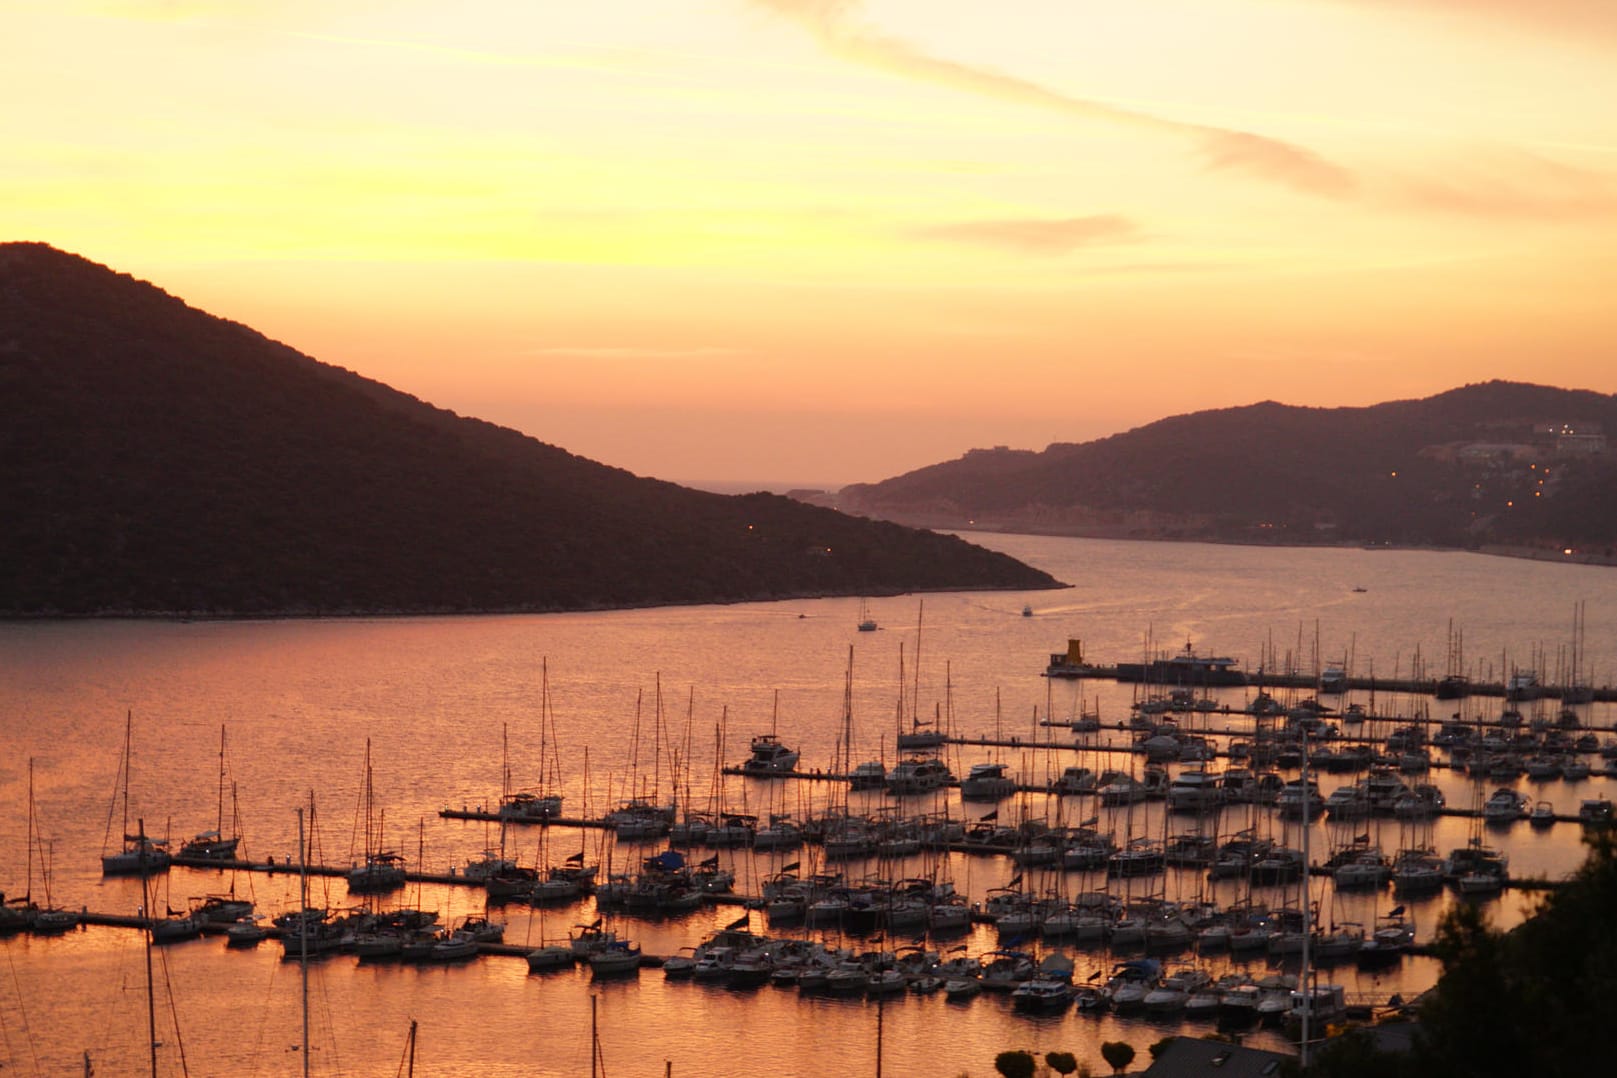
[499,791,563,821]
[1482,787,1528,824]
[960,762,1015,801]
[741,734,800,776]
[1165,769,1223,814]
[885,756,951,795]
[1275,779,1324,819]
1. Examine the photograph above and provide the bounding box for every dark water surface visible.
[2,535,1614,1075]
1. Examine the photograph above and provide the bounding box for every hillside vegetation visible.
[0,243,1060,615]
[832,384,1617,553]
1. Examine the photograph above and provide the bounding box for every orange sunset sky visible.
[7,1,1616,486]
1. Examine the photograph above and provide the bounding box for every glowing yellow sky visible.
[6,0,1616,485]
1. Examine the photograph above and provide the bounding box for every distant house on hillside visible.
[1455,442,1541,464]
[1419,442,1540,465]
[1535,422,1608,456]
[1557,432,1606,456]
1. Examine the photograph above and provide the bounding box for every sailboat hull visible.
[101,842,172,876]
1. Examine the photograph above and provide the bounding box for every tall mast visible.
[911,601,924,730]
[26,758,34,902]
[894,643,906,740]
[140,819,157,1078]
[215,724,227,836]
[121,711,133,850]
[538,658,550,798]
[653,674,664,805]
[842,646,855,777]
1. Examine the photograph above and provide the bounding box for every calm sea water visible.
[2,534,1614,1076]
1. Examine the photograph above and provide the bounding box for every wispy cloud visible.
[1325,0,1617,45]
[523,346,745,360]
[1390,149,1617,219]
[907,214,1137,254]
[85,0,330,21]
[748,0,1357,199]
[1197,132,1354,197]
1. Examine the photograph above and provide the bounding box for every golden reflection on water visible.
[2,535,1614,1074]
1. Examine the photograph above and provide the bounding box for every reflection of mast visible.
[298,801,310,1078]
[875,989,885,1078]
[590,995,606,1078]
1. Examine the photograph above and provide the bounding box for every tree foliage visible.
[1099,1042,1135,1075]
[842,381,1617,549]
[1045,1051,1078,1076]
[1409,829,1617,1078]
[993,1050,1036,1078]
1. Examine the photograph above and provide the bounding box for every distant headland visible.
[798,382,1617,562]
[0,243,1062,616]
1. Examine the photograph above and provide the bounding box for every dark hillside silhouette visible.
[835,384,1617,551]
[0,243,1059,615]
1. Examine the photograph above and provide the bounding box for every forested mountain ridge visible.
[830,383,1617,553]
[0,243,1060,615]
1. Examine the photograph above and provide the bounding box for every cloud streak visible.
[749,0,1357,199]
[1325,0,1617,45]
[523,346,745,361]
[1390,150,1617,219]
[907,214,1137,254]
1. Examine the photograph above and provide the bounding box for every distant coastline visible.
[787,485,1617,568]
[0,578,1069,623]
[675,478,852,496]
[935,522,1617,568]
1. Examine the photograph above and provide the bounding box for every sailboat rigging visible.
[180,724,241,861]
[102,711,172,876]
[857,598,877,632]
[137,817,193,1077]
[347,739,405,894]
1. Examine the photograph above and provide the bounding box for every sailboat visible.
[180,724,242,861]
[893,605,950,755]
[6,759,77,934]
[498,660,566,822]
[102,711,172,876]
[30,833,78,935]
[467,725,520,881]
[857,598,877,632]
[347,739,406,894]
[3,759,42,934]
[147,818,205,944]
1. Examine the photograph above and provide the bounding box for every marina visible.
[2,534,1614,1076]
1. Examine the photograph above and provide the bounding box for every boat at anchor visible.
[741,734,800,775]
